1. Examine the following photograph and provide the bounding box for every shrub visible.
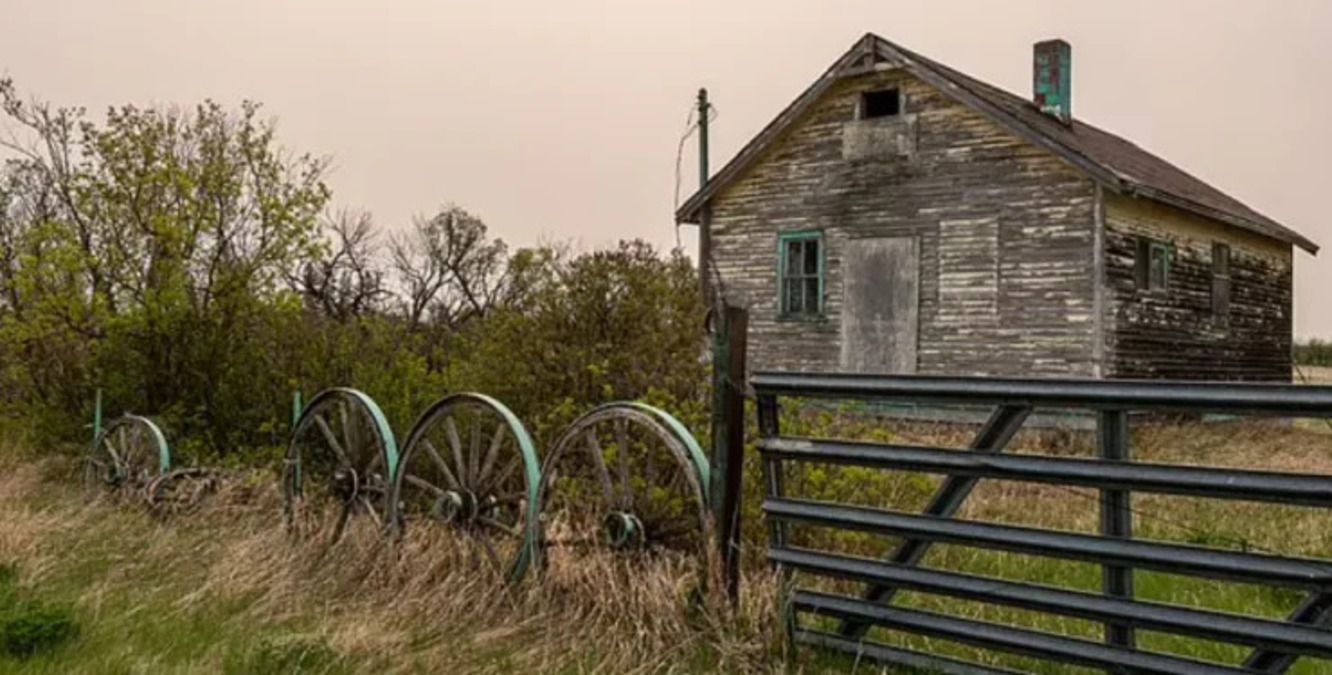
[1296,339,1332,367]
[0,602,78,659]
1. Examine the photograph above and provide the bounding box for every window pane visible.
[1214,243,1231,276]
[785,240,804,277]
[1134,237,1151,289]
[1150,245,1169,289]
[1213,277,1231,317]
[784,278,801,314]
[804,277,821,313]
[803,239,819,275]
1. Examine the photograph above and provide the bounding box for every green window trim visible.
[1134,236,1174,292]
[778,230,825,318]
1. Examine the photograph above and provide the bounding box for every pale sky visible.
[4,0,1330,337]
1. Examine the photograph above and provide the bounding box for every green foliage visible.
[0,81,709,463]
[1296,339,1332,367]
[223,635,346,675]
[0,567,78,660]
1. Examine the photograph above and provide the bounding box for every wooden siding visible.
[1101,193,1293,381]
[707,68,1099,376]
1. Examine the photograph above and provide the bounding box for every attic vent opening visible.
[860,88,901,119]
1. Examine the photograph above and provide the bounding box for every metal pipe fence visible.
[754,371,1332,674]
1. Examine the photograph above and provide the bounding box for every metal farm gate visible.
[754,371,1332,674]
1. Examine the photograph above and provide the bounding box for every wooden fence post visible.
[710,303,748,605]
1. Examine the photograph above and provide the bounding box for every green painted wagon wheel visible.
[82,415,172,499]
[389,393,541,583]
[283,388,399,546]
[537,403,712,568]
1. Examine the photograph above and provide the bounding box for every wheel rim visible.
[284,388,399,546]
[538,403,711,565]
[83,415,172,499]
[390,393,541,583]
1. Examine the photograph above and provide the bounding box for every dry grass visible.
[0,458,797,674]
[9,412,1332,673]
[1297,365,1332,386]
[774,410,1332,673]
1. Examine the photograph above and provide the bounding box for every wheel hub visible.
[433,490,479,524]
[603,511,645,549]
[331,467,360,502]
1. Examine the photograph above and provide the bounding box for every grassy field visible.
[772,411,1332,674]
[0,451,799,674]
[1297,365,1332,385]
[4,413,1332,673]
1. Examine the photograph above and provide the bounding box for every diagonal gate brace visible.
[1245,593,1332,672]
[839,404,1032,639]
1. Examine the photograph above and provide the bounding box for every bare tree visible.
[389,205,517,329]
[292,209,387,322]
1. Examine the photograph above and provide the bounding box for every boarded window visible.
[1213,242,1231,319]
[779,231,823,316]
[1134,237,1171,291]
[860,88,901,119]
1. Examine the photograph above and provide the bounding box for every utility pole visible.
[697,88,713,302]
[697,88,710,192]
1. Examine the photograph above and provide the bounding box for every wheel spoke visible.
[421,438,461,490]
[477,534,502,570]
[478,516,522,538]
[338,400,353,464]
[488,492,526,506]
[476,422,505,489]
[585,431,615,502]
[329,498,354,545]
[444,417,468,488]
[468,415,482,485]
[314,415,349,465]
[405,473,446,498]
[360,495,383,527]
[644,436,657,490]
[484,453,522,496]
[615,418,632,510]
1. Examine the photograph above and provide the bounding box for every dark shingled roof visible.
[677,33,1318,255]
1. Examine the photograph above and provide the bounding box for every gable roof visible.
[676,33,1319,255]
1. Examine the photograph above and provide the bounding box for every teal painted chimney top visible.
[1033,39,1072,124]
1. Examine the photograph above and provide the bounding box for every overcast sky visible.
[4,0,1329,337]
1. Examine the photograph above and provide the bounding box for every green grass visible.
[8,415,1332,673]
[0,503,350,674]
[0,459,792,674]
[769,410,1332,673]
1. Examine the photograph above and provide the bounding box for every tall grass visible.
[0,456,799,674]
[768,409,1332,673]
[5,415,1332,672]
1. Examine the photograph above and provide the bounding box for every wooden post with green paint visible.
[710,303,748,605]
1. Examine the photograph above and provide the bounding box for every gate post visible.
[1098,409,1135,648]
[710,303,748,605]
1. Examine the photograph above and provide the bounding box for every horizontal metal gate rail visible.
[754,371,1332,674]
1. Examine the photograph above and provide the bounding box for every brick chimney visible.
[1033,39,1072,123]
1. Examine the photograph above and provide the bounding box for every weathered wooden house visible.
[677,34,1318,382]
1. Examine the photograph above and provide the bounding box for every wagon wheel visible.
[145,468,221,516]
[537,403,712,571]
[283,388,399,547]
[389,393,541,583]
[82,415,172,500]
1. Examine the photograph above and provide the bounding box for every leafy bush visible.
[0,603,78,659]
[0,80,709,464]
[0,567,78,660]
[1296,339,1332,367]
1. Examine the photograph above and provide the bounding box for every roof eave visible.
[1127,183,1319,255]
